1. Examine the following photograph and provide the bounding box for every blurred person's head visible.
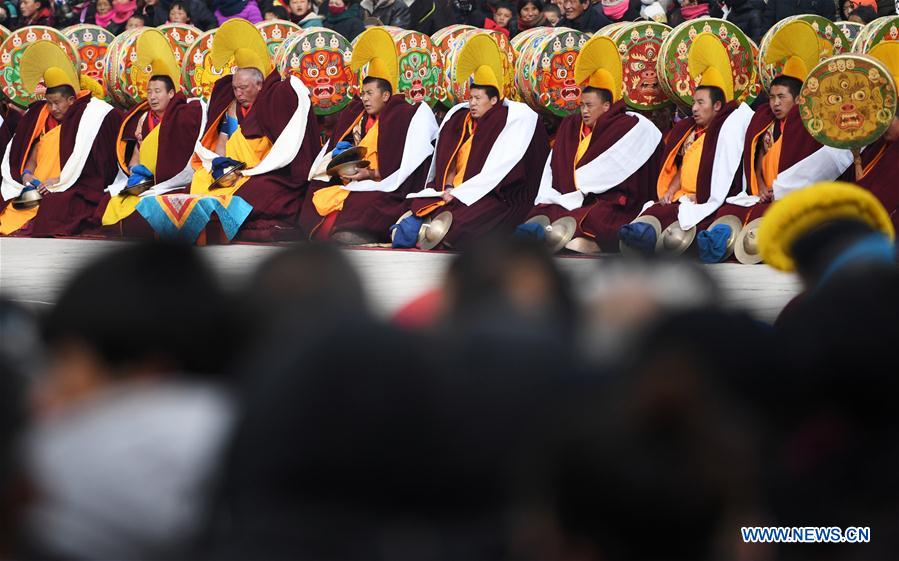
[692,86,723,128]
[168,0,189,22]
[19,0,47,18]
[543,2,560,24]
[95,0,111,14]
[361,76,391,115]
[579,86,611,128]
[289,0,312,16]
[37,242,231,415]
[468,84,500,119]
[847,4,877,23]
[126,13,145,28]
[768,75,801,120]
[517,0,544,24]
[442,236,575,335]
[264,4,288,18]
[328,0,345,14]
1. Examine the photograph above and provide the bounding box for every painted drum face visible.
[275,27,354,116]
[658,18,760,110]
[837,21,863,46]
[350,27,441,106]
[256,20,301,59]
[514,28,589,117]
[0,26,80,108]
[616,22,672,111]
[441,29,520,108]
[64,24,116,104]
[158,23,200,68]
[758,14,850,91]
[852,16,899,54]
[181,29,234,102]
[799,54,897,149]
[0,25,9,44]
[106,28,177,108]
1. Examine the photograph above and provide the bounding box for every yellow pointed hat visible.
[211,18,272,76]
[136,28,181,91]
[351,27,399,91]
[573,35,622,103]
[868,41,899,91]
[455,32,505,98]
[20,40,79,94]
[688,33,734,102]
[763,20,822,82]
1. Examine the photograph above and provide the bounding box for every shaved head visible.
[232,67,264,108]
[236,67,264,84]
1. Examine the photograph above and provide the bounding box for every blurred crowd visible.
[1,229,897,560]
[1,0,896,43]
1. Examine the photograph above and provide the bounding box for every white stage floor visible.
[0,238,801,322]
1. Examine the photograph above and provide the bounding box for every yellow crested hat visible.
[573,35,622,103]
[455,32,505,98]
[868,41,899,92]
[688,33,734,102]
[351,27,399,92]
[758,181,895,272]
[764,20,822,82]
[212,18,272,76]
[136,28,181,91]
[20,40,79,94]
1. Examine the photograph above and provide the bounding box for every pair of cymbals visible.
[122,176,154,196]
[390,209,454,250]
[734,217,764,264]
[524,215,578,253]
[326,146,368,177]
[209,160,247,190]
[11,186,42,210]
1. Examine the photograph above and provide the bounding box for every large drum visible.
[181,28,234,101]
[256,20,301,59]
[350,26,441,106]
[441,28,517,107]
[658,18,760,110]
[514,27,588,117]
[615,22,671,111]
[431,24,476,105]
[103,28,148,108]
[0,26,79,108]
[758,15,849,91]
[837,21,864,47]
[799,54,897,150]
[158,23,201,68]
[595,21,631,39]
[63,24,116,104]
[0,25,9,44]
[852,16,899,53]
[274,27,355,116]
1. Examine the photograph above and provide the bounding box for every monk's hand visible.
[660,190,674,205]
[39,178,59,194]
[441,187,454,202]
[759,187,772,203]
[342,168,372,182]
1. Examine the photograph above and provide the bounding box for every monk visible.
[0,41,120,237]
[100,29,206,239]
[393,33,549,250]
[618,33,753,256]
[699,21,852,263]
[520,35,662,254]
[190,18,320,242]
[299,27,438,243]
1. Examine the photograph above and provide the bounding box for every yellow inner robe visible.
[0,115,61,235]
[191,126,272,202]
[312,115,381,216]
[102,120,162,226]
[571,123,593,192]
[657,129,704,202]
[415,115,475,218]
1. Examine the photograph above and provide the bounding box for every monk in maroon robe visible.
[0,89,121,237]
[524,91,662,253]
[841,116,899,232]
[299,82,438,243]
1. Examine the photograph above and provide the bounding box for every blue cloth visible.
[218,114,238,136]
[127,164,154,187]
[135,194,254,243]
[26,179,40,189]
[212,157,241,180]
[619,222,657,254]
[697,224,733,263]
[390,215,424,248]
[331,140,354,157]
[514,222,547,241]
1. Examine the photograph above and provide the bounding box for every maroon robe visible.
[0,106,21,166]
[204,72,320,242]
[0,95,122,238]
[642,100,744,230]
[409,102,550,250]
[299,96,432,240]
[840,136,899,232]
[97,94,204,239]
[527,101,662,251]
